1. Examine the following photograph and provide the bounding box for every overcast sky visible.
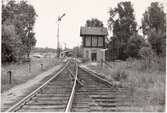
[26,0,166,49]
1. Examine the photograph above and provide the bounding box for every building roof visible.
[80,27,108,36]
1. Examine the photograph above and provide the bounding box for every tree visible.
[147,28,166,56]
[2,23,20,63]
[142,2,166,34]
[86,18,103,27]
[142,2,166,56]
[107,36,120,61]
[126,33,146,58]
[2,0,37,63]
[108,1,137,60]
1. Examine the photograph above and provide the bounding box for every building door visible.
[91,53,97,61]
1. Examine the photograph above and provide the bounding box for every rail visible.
[79,66,113,87]
[65,61,79,112]
[5,60,70,112]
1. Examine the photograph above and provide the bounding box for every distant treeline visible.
[32,47,57,53]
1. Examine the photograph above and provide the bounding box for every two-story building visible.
[80,26,108,62]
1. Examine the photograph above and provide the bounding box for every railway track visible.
[5,60,77,112]
[71,67,133,112]
[5,59,134,112]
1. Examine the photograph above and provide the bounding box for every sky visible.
[25,0,166,49]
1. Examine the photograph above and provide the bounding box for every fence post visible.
[7,70,12,84]
[29,62,31,72]
[41,63,44,71]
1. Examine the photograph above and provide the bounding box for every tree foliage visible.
[126,33,146,58]
[108,1,137,36]
[108,1,137,60]
[142,2,166,56]
[106,36,120,60]
[2,0,37,63]
[2,23,20,62]
[86,18,103,27]
[142,2,166,34]
[147,29,166,56]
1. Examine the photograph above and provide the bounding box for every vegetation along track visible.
[5,59,134,112]
[71,67,134,112]
[5,59,77,112]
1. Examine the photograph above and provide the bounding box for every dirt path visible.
[1,63,63,111]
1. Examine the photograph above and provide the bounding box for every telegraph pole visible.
[57,19,60,58]
[57,13,66,58]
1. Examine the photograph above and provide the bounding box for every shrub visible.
[139,46,154,59]
[126,33,146,58]
[152,56,166,71]
[139,47,155,69]
[112,69,129,81]
[113,71,121,81]
[126,57,136,68]
[121,71,129,80]
[139,46,165,71]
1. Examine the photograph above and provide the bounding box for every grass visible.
[86,58,165,112]
[1,57,59,93]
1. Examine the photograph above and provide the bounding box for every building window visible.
[98,37,104,47]
[92,37,98,47]
[85,36,91,46]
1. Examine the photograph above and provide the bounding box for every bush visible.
[139,47,154,59]
[139,46,165,71]
[126,33,146,58]
[126,57,136,68]
[153,56,166,71]
[112,69,129,81]
[139,47,155,69]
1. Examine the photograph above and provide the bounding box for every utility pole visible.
[57,13,66,58]
[27,8,32,72]
[57,19,60,58]
[28,29,31,72]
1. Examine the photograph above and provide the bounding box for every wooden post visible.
[29,61,31,72]
[41,63,43,71]
[7,70,12,84]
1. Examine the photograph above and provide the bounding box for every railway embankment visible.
[1,59,165,112]
[1,58,61,92]
[81,60,165,112]
[1,61,64,112]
